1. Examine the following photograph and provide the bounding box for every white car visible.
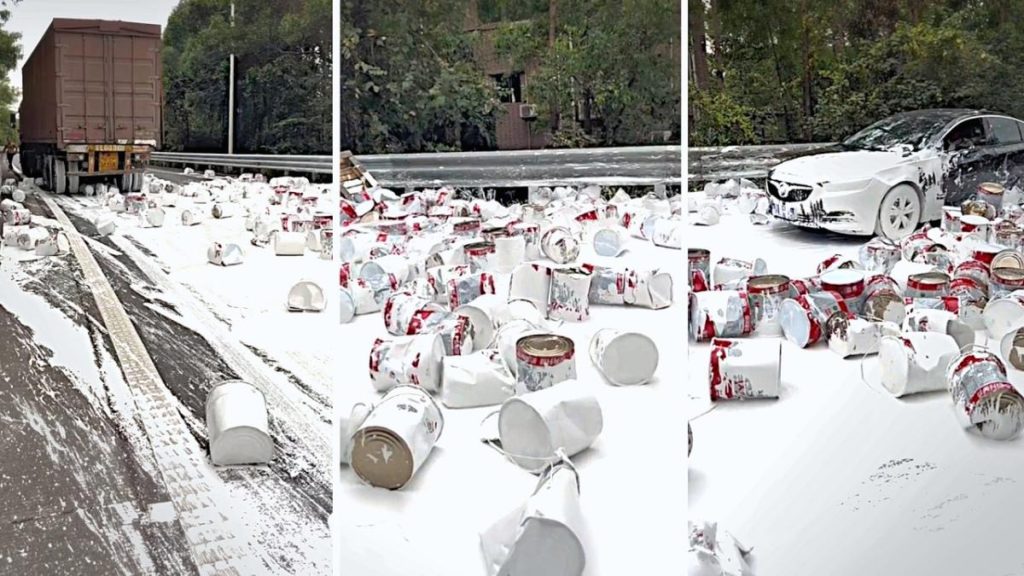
[765,109,1024,239]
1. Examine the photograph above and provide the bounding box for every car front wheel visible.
[875,184,921,240]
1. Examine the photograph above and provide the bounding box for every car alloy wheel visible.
[876,184,922,240]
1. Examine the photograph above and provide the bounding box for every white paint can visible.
[455,294,511,351]
[360,254,410,291]
[205,380,273,466]
[496,380,602,472]
[351,385,444,489]
[547,267,592,322]
[708,338,781,400]
[494,235,526,273]
[629,269,674,309]
[593,226,629,257]
[541,226,580,264]
[441,349,515,409]
[515,334,577,394]
[983,289,1024,339]
[211,202,238,219]
[369,334,445,393]
[180,207,206,226]
[651,217,682,249]
[287,280,326,312]
[590,329,658,386]
[878,332,959,397]
[903,308,974,350]
[509,263,552,311]
[207,242,244,266]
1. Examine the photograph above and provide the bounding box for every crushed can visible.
[709,338,781,400]
[690,290,752,342]
[947,347,1024,440]
[547,267,592,322]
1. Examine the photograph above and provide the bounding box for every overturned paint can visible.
[383,292,439,335]
[878,332,960,397]
[496,380,602,472]
[689,248,712,292]
[713,257,766,289]
[541,226,581,264]
[180,207,206,226]
[859,238,901,274]
[690,290,752,341]
[820,268,866,314]
[747,274,790,337]
[953,259,991,293]
[709,338,781,400]
[447,272,497,309]
[651,218,682,249]
[862,275,906,324]
[360,255,410,291]
[947,348,1024,440]
[593,226,629,257]
[464,241,497,273]
[983,290,1024,339]
[455,294,510,351]
[140,206,165,228]
[817,254,860,275]
[789,276,822,297]
[4,207,31,226]
[548,267,592,322]
[903,309,974,350]
[587,266,633,306]
[287,280,326,312]
[125,192,147,215]
[1000,327,1024,371]
[207,242,244,266]
[442,349,515,409]
[494,236,527,273]
[205,380,273,466]
[977,182,1006,210]
[273,231,306,256]
[515,334,577,394]
[778,291,852,348]
[906,271,950,299]
[339,403,372,466]
[16,227,49,251]
[949,277,988,329]
[509,263,552,310]
[93,215,116,237]
[407,309,475,356]
[369,334,445,393]
[589,329,658,386]
[629,269,674,310]
[495,320,545,376]
[211,202,238,219]
[351,385,444,489]
[827,316,887,358]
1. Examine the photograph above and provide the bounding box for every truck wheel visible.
[68,175,80,195]
[54,159,67,194]
[121,173,132,192]
[131,172,143,192]
[42,156,51,190]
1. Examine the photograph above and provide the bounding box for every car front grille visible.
[766,179,813,203]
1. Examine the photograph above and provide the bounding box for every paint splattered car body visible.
[766,109,1024,238]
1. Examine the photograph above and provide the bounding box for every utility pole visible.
[228,0,236,155]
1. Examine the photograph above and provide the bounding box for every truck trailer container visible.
[19,19,162,193]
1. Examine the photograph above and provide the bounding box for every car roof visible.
[889,108,988,122]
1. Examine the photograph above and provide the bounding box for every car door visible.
[984,116,1024,189]
[941,116,991,205]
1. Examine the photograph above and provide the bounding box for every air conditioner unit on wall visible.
[519,104,537,120]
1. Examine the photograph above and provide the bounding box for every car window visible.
[943,118,987,151]
[988,117,1024,145]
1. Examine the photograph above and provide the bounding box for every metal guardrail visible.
[151,152,331,174]
[688,142,836,184]
[154,146,682,187]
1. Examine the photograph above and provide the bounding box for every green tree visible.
[0,7,21,145]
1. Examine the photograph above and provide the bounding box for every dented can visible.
[947,348,1024,440]
[588,266,635,306]
[991,267,1024,299]
[713,257,767,289]
[515,334,577,394]
[953,259,991,292]
[464,241,497,273]
[547,267,592,322]
[689,290,753,341]
[862,275,906,323]
[983,290,1024,339]
[789,276,822,297]
[746,274,790,337]
[977,182,1006,211]
[406,309,475,356]
[778,290,852,349]
[709,338,781,401]
[859,239,901,274]
[906,271,950,299]
[383,292,441,336]
[447,272,497,309]
[817,254,859,275]
[689,248,712,292]
[351,385,444,490]
[541,226,581,264]
[368,334,445,393]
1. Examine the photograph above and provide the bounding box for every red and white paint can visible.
[947,347,1024,440]
[368,334,445,393]
[878,332,960,397]
[906,271,950,299]
[689,290,753,341]
[953,259,991,291]
[709,338,781,400]
[817,253,860,275]
[351,385,444,489]
[990,267,1024,299]
[746,274,791,337]
[547,267,592,322]
[789,276,823,297]
[778,290,852,348]
[858,239,901,274]
[689,248,711,293]
[407,309,475,356]
[713,257,767,289]
[464,241,497,273]
[541,226,581,264]
[977,182,1006,211]
[383,292,440,335]
[820,268,867,314]
[587,266,634,305]
[589,329,659,386]
[515,334,577,394]
[447,272,497,309]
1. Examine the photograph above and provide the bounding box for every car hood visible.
[771,150,910,185]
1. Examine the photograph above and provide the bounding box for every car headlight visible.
[822,179,873,193]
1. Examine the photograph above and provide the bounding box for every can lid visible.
[909,271,950,286]
[517,334,574,358]
[993,251,1024,270]
[464,240,496,251]
[350,427,414,490]
[979,182,1006,195]
[688,248,711,259]
[747,274,791,293]
[993,266,1024,282]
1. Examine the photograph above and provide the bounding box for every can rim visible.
[517,334,574,358]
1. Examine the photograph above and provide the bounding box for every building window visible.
[492,72,524,103]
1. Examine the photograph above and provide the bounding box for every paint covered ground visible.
[0,178,332,574]
[688,195,1024,576]
[334,214,687,576]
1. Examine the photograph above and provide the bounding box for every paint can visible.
[205,380,273,466]
[447,272,497,309]
[778,290,852,348]
[962,198,996,220]
[589,329,658,386]
[689,248,712,293]
[450,217,482,238]
[125,192,147,215]
[977,182,1006,210]
[441,349,515,409]
[508,222,541,259]
[949,277,988,329]
[515,334,577,394]
[16,227,49,251]
[708,338,781,400]
[942,207,963,233]
[906,271,950,299]
[992,221,1023,250]
[140,206,165,228]
[494,236,526,273]
[817,254,860,275]
[713,257,767,289]
[383,292,439,335]
[319,228,334,260]
[541,226,581,264]
[960,214,991,241]
[407,309,475,356]
[211,202,238,219]
[496,380,602,472]
[273,231,307,256]
[820,268,867,314]
[454,294,511,351]
[339,403,372,466]
[999,327,1024,371]
[464,241,497,273]
[181,207,206,226]
[689,290,752,341]
[789,276,822,297]
[991,267,1024,299]
[593,226,629,257]
[351,385,444,489]
[287,280,326,312]
[858,239,902,274]
[548,267,592,322]
[878,332,960,397]
[587,266,633,306]
[827,316,888,358]
[93,215,116,237]
[651,218,682,249]
[369,334,445,393]
[983,290,1024,339]
[630,269,675,310]
[3,207,30,226]
[992,249,1024,271]
[746,274,791,337]
[953,260,991,292]
[861,275,906,324]
[509,263,552,311]
[360,254,410,291]
[903,309,974,350]
[947,348,1024,440]
[207,242,244,266]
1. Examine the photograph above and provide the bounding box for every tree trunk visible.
[801,6,813,140]
[549,0,560,133]
[689,0,711,91]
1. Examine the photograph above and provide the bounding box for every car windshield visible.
[841,114,957,152]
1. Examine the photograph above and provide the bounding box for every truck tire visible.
[68,175,79,195]
[43,156,52,191]
[131,172,143,192]
[54,159,66,194]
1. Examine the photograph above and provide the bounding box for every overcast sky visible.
[6,0,180,105]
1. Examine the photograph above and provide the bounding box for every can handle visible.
[478,410,584,474]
